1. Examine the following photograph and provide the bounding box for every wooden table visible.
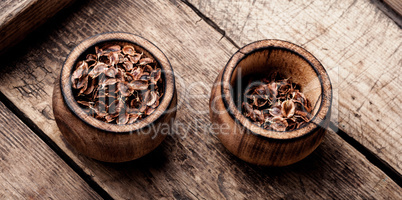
[0,0,401,199]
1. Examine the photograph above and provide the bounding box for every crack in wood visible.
[180,0,240,49]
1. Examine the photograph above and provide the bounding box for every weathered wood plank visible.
[0,101,101,199]
[0,0,400,199]
[384,0,402,16]
[188,0,402,175]
[0,0,76,55]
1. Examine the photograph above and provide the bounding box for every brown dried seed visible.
[293,91,311,112]
[131,67,143,80]
[271,117,288,131]
[125,72,135,82]
[255,84,268,96]
[115,69,125,82]
[95,46,102,58]
[122,45,136,56]
[128,80,149,90]
[109,52,119,66]
[88,62,107,78]
[130,99,138,108]
[122,61,133,71]
[127,114,140,124]
[139,74,150,81]
[104,45,121,52]
[295,110,310,122]
[117,112,129,125]
[144,65,153,73]
[254,109,264,122]
[139,104,147,113]
[150,69,161,84]
[102,78,118,86]
[95,101,107,113]
[281,100,295,118]
[105,113,118,123]
[146,91,158,106]
[77,101,92,107]
[242,102,253,118]
[76,75,89,91]
[126,107,139,114]
[118,82,131,97]
[254,97,268,107]
[145,106,155,115]
[105,67,118,78]
[287,120,297,130]
[107,99,119,115]
[71,61,88,88]
[267,82,278,98]
[99,55,109,64]
[95,111,107,119]
[269,106,282,117]
[86,54,97,62]
[129,53,142,64]
[83,78,96,95]
[151,99,160,108]
[139,57,153,65]
[94,90,106,98]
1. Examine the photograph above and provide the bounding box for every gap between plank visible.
[180,0,240,49]
[0,91,113,200]
[371,0,402,28]
[181,0,402,187]
[330,122,402,187]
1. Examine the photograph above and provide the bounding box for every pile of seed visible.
[71,44,163,124]
[242,76,312,131]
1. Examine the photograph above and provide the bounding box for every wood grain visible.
[0,0,401,199]
[384,0,402,16]
[188,0,402,175]
[0,0,75,55]
[0,101,101,199]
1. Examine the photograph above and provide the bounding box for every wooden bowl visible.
[209,40,332,166]
[53,32,177,162]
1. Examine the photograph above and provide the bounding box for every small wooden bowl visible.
[53,32,177,162]
[209,40,332,166]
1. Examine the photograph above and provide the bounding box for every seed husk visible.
[242,75,312,131]
[71,43,164,124]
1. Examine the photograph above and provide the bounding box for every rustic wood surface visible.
[0,0,75,55]
[0,101,101,199]
[188,0,402,175]
[0,0,400,199]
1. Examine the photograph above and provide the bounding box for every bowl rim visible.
[220,39,332,140]
[60,32,175,133]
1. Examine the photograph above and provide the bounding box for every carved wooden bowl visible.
[53,32,177,162]
[209,40,332,166]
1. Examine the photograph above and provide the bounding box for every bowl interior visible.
[61,33,174,133]
[220,39,332,139]
[230,48,322,117]
[72,40,166,115]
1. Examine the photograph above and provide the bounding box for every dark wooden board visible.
[0,101,101,199]
[0,0,400,199]
[0,0,76,55]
